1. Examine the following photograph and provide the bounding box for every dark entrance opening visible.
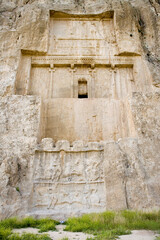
[78,79,88,98]
[78,93,88,98]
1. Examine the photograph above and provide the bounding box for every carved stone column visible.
[69,64,77,98]
[24,57,31,95]
[89,64,96,98]
[48,64,56,99]
[111,64,117,99]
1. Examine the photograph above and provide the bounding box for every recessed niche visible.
[78,80,88,98]
[48,11,117,56]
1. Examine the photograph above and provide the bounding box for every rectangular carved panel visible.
[31,149,106,213]
[48,13,117,56]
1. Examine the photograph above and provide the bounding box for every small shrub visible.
[20,217,38,228]
[16,187,20,192]
[38,221,56,232]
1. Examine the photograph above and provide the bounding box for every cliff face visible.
[0,0,160,220]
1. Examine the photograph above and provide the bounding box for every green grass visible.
[0,217,58,232]
[7,233,52,240]
[0,211,160,240]
[65,210,160,240]
[0,227,12,239]
[0,217,59,240]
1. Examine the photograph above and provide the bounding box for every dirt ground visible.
[13,224,93,240]
[13,225,159,240]
[118,230,159,240]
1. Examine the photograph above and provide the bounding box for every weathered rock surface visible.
[0,0,160,219]
[105,92,160,210]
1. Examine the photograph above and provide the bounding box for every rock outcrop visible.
[0,0,159,220]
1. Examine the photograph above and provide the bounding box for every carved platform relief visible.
[32,146,106,213]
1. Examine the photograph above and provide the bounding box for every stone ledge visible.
[37,138,104,152]
[33,180,105,185]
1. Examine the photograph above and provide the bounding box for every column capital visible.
[71,63,74,69]
[69,66,77,73]
[89,68,96,74]
[50,63,54,69]
[111,63,115,70]
[91,63,95,69]
[49,65,56,72]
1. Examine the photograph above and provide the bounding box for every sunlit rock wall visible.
[0,0,160,220]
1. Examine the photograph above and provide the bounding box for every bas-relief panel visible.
[33,183,106,212]
[34,151,104,182]
[32,150,106,212]
[48,17,117,56]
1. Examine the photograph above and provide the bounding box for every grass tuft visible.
[0,226,12,239]
[8,233,52,240]
[0,217,59,240]
[0,217,58,233]
[38,221,57,232]
[65,210,160,240]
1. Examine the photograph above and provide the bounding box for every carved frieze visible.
[32,146,106,212]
